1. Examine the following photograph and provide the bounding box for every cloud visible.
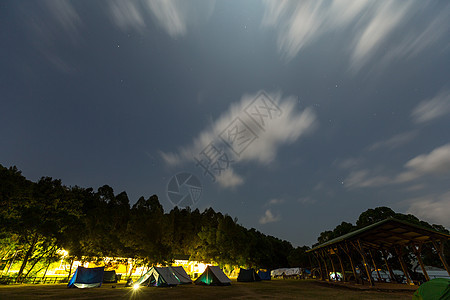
[26,1,82,73]
[215,168,244,189]
[109,0,215,38]
[396,143,450,183]
[406,192,450,227]
[349,1,412,72]
[344,169,390,189]
[335,158,363,170]
[259,209,280,224]
[411,89,450,124]
[368,131,417,151]
[160,91,317,188]
[344,144,450,189]
[265,198,285,206]
[109,1,146,32]
[261,1,445,72]
[298,197,316,205]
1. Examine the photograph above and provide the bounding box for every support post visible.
[431,239,450,277]
[340,243,357,283]
[318,250,329,281]
[350,240,374,286]
[369,249,382,282]
[381,249,396,283]
[326,249,337,281]
[312,251,323,280]
[335,246,347,282]
[394,246,412,285]
[412,244,429,282]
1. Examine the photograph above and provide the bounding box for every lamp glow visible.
[133,284,140,290]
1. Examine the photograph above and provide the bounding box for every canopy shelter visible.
[308,218,450,286]
[67,266,104,288]
[134,267,179,287]
[194,266,231,286]
[237,268,261,282]
[169,266,192,284]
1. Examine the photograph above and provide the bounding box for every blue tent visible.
[258,270,271,280]
[68,266,105,288]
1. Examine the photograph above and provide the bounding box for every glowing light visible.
[133,284,140,290]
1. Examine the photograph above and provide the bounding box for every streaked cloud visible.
[411,89,450,124]
[109,1,145,32]
[406,192,450,227]
[344,169,390,189]
[368,131,417,151]
[109,0,215,37]
[344,144,450,189]
[396,143,450,183]
[259,209,280,224]
[261,1,445,72]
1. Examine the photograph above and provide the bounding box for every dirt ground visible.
[0,279,415,300]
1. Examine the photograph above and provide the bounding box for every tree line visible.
[0,165,308,281]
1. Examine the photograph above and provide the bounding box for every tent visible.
[170,266,192,284]
[413,278,450,300]
[103,270,117,283]
[194,266,231,286]
[67,266,104,288]
[237,268,261,282]
[134,267,179,287]
[258,270,271,280]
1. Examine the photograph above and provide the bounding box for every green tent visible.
[413,278,450,300]
[194,266,231,286]
[134,267,179,287]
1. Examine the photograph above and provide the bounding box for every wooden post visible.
[340,243,357,283]
[369,249,382,282]
[319,250,329,281]
[350,240,374,286]
[431,239,450,277]
[335,246,347,282]
[394,246,412,285]
[312,251,323,280]
[412,244,429,282]
[326,249,337,281]
[381,249,395,282]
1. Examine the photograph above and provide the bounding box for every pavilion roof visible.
[308,218,450,252]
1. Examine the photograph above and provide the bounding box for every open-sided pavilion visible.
[308,218,450,286]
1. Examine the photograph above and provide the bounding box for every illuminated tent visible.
[169,266,192,284]
[134,267,179,287]
[67,266,104,288]
[237,268,261,282]
[194,266,231,286]
[413,278,450,300]
[258,270,271,280]
[103,270,117,283]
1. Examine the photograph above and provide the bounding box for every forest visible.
[0,164,448,283]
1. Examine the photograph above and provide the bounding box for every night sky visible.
[1,0,449,246]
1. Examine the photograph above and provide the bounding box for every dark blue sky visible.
[1,0,450,246]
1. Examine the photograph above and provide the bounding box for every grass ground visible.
[0,279,415,299]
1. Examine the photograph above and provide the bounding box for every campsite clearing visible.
[0,279,414,299]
